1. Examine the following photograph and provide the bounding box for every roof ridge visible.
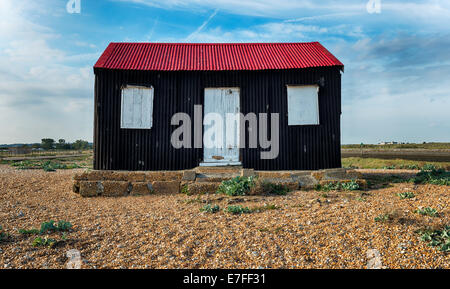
[94,42,344,71]
[110,42,320,46]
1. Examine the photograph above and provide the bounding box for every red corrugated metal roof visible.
[94,42,343,71]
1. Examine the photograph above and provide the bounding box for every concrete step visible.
[195,173,240,182]
[194,166,242,174]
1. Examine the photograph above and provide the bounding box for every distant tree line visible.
[39,139,91,151]
[0,139,93,151]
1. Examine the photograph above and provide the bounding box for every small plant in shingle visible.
[397,191,415,199]
[200,204,220,213]
[225,205,252,215]
[217,176,255,196]
[415,207,439,217]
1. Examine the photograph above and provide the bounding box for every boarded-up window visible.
[287,85,319,125]
[121,86,154,129]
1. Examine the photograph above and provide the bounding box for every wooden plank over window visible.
[121,85,153,129]
[287,85,319,125]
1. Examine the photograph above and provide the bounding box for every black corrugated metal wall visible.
[93,67,342,171]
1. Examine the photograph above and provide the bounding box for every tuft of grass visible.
[316,180,360,192]
[20,220,73,236]
[251,204,279,213]
[200,204,220,213]
[9,159,83,171]
[374,213,393,223]
[397,191,415,199]
[184,196,203,204]
[382,165,396,170]
[224,205,252,215]
[39,220,58,234]
[217,176,255,196]
[340,180,360,191]
[55,220,73,232]
[413,169,450,186]
[422,164,437,171]
[40,220,73,234]
[181,184,190,195]
[32,236,57,248]
[415,207,439,217]
[355,193,368,202]
[417,226,450,252]
[18,228,40,235]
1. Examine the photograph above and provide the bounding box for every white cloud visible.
[0,0,95,144]
[186,8,219,41]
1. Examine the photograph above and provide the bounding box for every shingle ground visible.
[0,165,448,269]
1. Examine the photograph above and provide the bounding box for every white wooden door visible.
[203,88,240,165]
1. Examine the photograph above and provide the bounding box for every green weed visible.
[374,213,395,223]
[316,180,360,192]
[200,204,220,213]
[32,237,57,248]
[397,191,415,199]
[413,169,450,186]
[20,220,73,236]
[225,205,252,215]
[417,226,450,252]
[18,228,40,235]
[217,176,255,196]
[251,204,279,212]
[415,207,439,217]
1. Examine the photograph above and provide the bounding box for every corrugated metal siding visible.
[94,42,344,72]
[94,68,341,171]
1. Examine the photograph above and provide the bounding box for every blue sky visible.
[0,0,449,144]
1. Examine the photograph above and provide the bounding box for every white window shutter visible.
[121,86,153,129]
[287,85,319,125]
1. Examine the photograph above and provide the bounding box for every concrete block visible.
[126,172,146,182]
[145,172,183,182]
[311,171,325,181]
[102,181,130,197]
[322,168,348,180]
[296,175,319,190]
[182,170,197,181]
[79,181,103,197]
[130,182,153,196]
[74,170,103,181]
[104,171,129,181]
[346,169,362,179]
[186,182,220,195]
[196,176,230,183]
[152,181,180,194]
[257,172,292,179]
[241,169,255,177]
